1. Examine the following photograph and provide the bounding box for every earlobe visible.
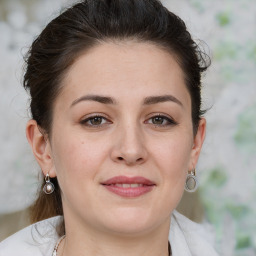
[26,120,56,177]
[189,118,206,169]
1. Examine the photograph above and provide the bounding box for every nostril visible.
[117,157,123,161]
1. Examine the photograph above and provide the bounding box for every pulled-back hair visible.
[24,0,210,233]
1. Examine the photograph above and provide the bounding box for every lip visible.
[101,176,156,198]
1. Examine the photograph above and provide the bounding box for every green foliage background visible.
[0,0,255,255]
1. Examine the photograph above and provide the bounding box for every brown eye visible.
[152,116,165,125]
[146,115,177,126]
[80,115,110,127]
[89,117,103,125]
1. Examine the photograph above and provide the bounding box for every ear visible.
[189,118,206,170]
[26,120,56,178]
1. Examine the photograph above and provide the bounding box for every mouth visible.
[101,176,156,198]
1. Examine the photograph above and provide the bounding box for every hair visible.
[24,0,210,234]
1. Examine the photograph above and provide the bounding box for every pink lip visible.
[101,176,155,198]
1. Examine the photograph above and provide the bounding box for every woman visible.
[0,0,219,255]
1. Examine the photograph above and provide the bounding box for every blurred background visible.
[0,0,255,255]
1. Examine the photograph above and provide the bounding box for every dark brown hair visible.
[24,0,210,232]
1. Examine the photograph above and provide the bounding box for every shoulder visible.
[170,210,219,256]
[0,216,62,256]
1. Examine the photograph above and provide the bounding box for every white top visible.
[0,210,219,256]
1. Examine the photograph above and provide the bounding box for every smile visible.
[110,183,144,188]
[101,176,156,198]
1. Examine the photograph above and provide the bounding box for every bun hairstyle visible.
[24,0,210,233]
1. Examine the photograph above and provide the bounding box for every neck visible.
[59,215,171,256]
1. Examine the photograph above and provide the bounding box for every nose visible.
[110,124,148,166]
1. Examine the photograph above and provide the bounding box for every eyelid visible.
[145,113,178,126]
[80,113,112,126]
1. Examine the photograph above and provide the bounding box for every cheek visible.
[51,135,110,215]
[150,133,193,175]
[148,142,189,222]
[51,133,109,185]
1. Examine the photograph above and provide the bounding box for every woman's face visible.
[32,42,205,236]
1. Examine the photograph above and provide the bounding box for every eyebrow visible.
[143,95,183,107]
[71,94,116,107]
[70,94,183,108]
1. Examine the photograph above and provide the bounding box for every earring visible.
[43,173,55,194]
[185,169,198,193]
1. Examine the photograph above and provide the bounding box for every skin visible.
[26,42,206,256]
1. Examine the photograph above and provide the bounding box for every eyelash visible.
[145,114,177,127]
[80,114,177,128]
[80,114,111,127]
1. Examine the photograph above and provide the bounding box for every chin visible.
[99,207,167,236]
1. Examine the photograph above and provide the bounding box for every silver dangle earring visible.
[185,169,198,193]
[43,173,55,194]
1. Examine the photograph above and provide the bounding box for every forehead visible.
[58,41,190,107]
[66,41,183,81]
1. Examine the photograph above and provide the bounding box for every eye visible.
[146,115,177,126]
[80,115,110,127]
